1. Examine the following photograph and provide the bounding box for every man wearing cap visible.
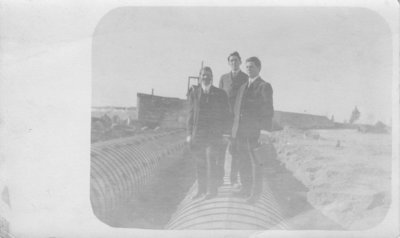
[187,66,230,200]
[231,57,274,203]
[218,51,249,188]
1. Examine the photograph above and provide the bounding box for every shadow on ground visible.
[265,156,344,230]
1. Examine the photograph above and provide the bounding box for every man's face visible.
[245,61,260,78]
[200,70,213,86]
[228,55,241,71]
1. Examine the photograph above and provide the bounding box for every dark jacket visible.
[219,71,249,114]
[232,77,274,139]
[187,85,230,145]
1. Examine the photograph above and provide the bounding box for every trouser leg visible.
[206,145,218,194]
[215,140,227,186]
[247,138,263,197]
[236,138,252,195]
[193,147,207,194]
[230,146,240,184]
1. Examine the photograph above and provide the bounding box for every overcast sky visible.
[92,7,392,124]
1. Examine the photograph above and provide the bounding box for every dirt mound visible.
[270,128,391,230]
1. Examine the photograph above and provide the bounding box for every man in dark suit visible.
[231,57,274,203]
[218,51,249,188]
[187,66,230,200]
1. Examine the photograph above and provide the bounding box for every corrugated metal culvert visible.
[165,178,290,230]
[90,129,186,224]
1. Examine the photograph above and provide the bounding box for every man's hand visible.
[186,135,192,143]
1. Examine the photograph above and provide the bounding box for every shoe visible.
[245,194,260,204]
[230,179,238,186]
[233,189,250,198]
[217,179,224,187]
[204,192,217,200]
[231,183,242,190]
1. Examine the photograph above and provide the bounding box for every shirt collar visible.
[231,69,241,75]
[201,84,211,93]
[248,75,259,85]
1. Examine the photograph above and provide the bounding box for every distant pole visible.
[151,88,154,95]
[187,61,204,97]
[199,60,204,85]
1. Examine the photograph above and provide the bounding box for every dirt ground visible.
[271,128,392,230]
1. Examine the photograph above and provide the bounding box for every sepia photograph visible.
[90,6,393,230]
[0,1,398,238]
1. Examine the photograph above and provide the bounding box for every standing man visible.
[231,57,274,203]
[218,51,249,188]
[187,66,230,200]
